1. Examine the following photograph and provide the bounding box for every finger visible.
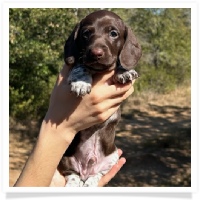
[98,157,126,187]
[122,86,134,99]
[102,88,134,122]
[103,85,134,107]
[117,149,123,157]
[108,82,133,97]
[56,64,71,85]
[60,63,71,77]
[93,82,133,102]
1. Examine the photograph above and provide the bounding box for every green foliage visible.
[9,8,191,120]
[127,8,191,93]
[9,8,77,120]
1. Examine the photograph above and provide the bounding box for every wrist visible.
[15,120,76,187]
[40,120,77,146]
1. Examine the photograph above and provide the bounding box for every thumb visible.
[57,63,71,85]
[60,63,71,78]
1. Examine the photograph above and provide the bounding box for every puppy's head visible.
[64,10,142,72]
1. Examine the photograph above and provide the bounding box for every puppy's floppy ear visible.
[64,23,80,65]
[119,26,142,69]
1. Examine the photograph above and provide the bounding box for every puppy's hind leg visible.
[65,174,84,187]
[83,173,103,187]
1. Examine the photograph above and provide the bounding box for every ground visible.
[9,84,191,187]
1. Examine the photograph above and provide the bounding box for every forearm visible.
[14,121,75,187]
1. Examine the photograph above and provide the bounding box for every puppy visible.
[57,10,142,187]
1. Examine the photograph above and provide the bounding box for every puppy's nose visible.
[90,48,104,58]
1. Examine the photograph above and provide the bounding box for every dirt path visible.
[9,85,191,187]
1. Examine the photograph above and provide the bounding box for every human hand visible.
[98,149,126,186]
[44,64,135,143]
[50,149,126,187]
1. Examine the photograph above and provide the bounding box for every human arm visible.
[14,64,133,187]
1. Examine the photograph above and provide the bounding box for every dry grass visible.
[9,83,191,187]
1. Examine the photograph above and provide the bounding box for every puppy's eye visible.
[82,29,91,40]
[109,30,118,38]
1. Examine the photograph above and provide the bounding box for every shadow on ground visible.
[107,104,191,187]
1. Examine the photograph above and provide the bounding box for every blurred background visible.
[9,8,191,187]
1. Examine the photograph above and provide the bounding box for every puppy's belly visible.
[69,131,118,181]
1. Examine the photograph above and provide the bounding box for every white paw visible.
[129,69,139,79]
[65,174,83,187]
[116,69,139,84]
[83,173,102,187]
[70,81,92,96]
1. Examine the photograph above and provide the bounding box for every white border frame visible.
[1,0,199,195]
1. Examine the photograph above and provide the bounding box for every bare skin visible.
[14,64,134,187]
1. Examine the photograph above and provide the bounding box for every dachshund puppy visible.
[58,10,142,187]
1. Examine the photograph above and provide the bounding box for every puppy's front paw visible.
[70,81,92,96]
[115,69,139,84]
